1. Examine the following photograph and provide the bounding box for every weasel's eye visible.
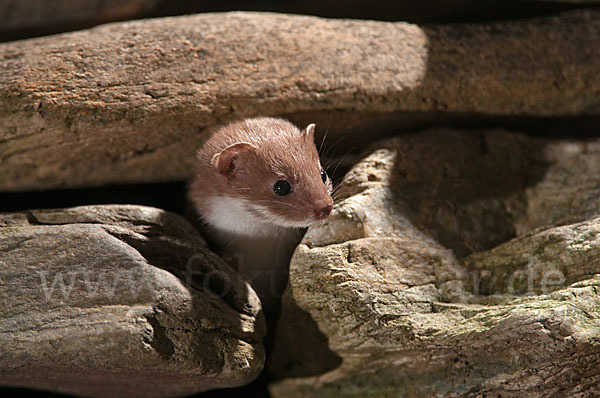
[320,170,328,184]
[273,180,292,196]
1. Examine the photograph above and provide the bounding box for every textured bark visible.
[1,11,599,191]
[0,205,265,397]
[270,130,600,397]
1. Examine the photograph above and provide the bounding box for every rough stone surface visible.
[0,0,160,32]
[270,130,600,397]
[0,205,265,397]
[1,11,600,191]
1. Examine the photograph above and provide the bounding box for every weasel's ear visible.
[303,123,316,141]
[211,142,256,177]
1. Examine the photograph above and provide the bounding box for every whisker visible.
[318,124,329,155]
[328,147,355,180]
[321,135,346,160]
[251,199,300,209]
[317,110,334,155]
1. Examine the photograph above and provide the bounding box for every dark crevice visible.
[143,313,176,360]
[0,388,75,398]
[285,111,600,155]
[2,2,599,43]
[24,211,41,225]
[147,0,595,24]
[0,114,598,223]
[0,181,187,213]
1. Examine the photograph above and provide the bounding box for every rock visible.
[267,290,342,380]
[0,205,266,397]
[464,218,600,296]
[516,138,600,234]
[1,11,600,191]
[270,129,600,397]
[2,1,592,44]
[0,0,160,35]
[321,129,600,256]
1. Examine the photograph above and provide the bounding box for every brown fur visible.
[188,117,333,228]
[188,117,334,315]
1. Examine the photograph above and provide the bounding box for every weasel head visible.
[191,118,334,237]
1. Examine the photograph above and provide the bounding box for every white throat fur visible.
[204,195,313,236]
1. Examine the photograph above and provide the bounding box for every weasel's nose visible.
[314,205,333,219]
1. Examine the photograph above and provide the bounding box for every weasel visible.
[188,117,333,313]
